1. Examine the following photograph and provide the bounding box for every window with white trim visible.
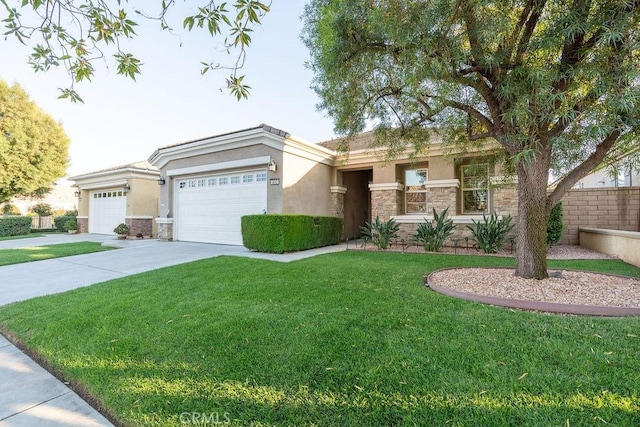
[230,176,240,184]
[461,164,489,214]
[219,177,228,185]
[256,172,267,182]
[405,168,428,214]
[207,178,216,186]
[243,174,253,183]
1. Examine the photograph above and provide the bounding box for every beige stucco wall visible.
[77,190,90,216]
[579,227,640,267]
[282,150,333,216]
[159,144,283,217]
[127,178,159,217]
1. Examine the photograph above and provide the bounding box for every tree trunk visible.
[515,158,550,279]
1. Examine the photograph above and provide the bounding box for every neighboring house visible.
[148,124,519,245]
[70,161,160,236]
[11,183,77,215]
[573,167,639,189]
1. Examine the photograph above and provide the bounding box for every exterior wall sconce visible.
[74,190,81,200]
[123,183,131,193]
[268,159,277,172]
[158,177,166,185]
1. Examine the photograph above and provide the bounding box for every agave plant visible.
[360,216,400,249]
[467,213,514,254]
[413,207,456,252]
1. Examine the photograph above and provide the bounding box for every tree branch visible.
[514,0,546,64]
[548,130,621,206]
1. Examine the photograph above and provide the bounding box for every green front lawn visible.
[0,252,638,426]
[0,242,114,266]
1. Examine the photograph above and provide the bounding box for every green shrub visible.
[0,216,32,237]
[547,202,563,246]
[113,223,130,235]
[413,207,456,252]
[467,213,515,254]
[63,218,78,231]
[360,216,399,250]
[54,215,77,232]
[242,215,343,254]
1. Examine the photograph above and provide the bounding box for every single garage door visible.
[89,190,127,234]
[175,170,267,245]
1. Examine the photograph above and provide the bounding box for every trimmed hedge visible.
[0,216,32,237]
[242,214,343,253]
[54,215,77,232]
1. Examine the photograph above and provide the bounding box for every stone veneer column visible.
[330,186,347,218]
[155,218,174,241]
[368,183,404,220]
[76,216,88,233]
[125,217,154,237]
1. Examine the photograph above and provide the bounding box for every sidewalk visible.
[0,234,347,426]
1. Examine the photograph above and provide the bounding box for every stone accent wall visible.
[156,220,173,240]
[126,218,153,237]
[77,217,88,233]
[330,192,345,218]
[397,222,480,246]
[371,189,403,220]
[493,186,519,218]
[560,187,640,245]
[425,187,457,213]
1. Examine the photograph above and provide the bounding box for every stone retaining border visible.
[425,267,640,317]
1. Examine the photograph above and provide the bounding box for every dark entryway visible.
[342,169,372,239]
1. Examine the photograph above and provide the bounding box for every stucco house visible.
[148,125,335,245]
[148,124,519,245]
[70,161,160,236]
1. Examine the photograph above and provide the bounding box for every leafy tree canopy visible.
[0,0,270,101]
[0,80,70,203]
[303,0,640,279]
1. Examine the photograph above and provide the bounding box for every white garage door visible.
[89,190,127,234]
[175,170,267,245]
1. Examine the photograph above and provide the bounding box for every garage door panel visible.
[89,190,126,234]
[175,170,267,245]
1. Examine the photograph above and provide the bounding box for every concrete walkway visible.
[0,234,347,426]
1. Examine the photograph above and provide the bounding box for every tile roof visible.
[156,123,290,151]
[71,160,158,178]
[317,131,376,152]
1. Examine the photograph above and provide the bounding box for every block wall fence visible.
[559,187,640,245]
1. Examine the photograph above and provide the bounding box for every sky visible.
[1,2,338,179]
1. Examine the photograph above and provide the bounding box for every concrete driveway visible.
[0,234,251,306]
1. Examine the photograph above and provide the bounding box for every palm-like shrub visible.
[546,202,563,246]
[467,213,514,254]
[413,207,456,252]
[360,216,399,249]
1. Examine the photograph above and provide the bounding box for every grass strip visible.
[0,251,638,426]
[0,234,43,241]
[0,242,114,266]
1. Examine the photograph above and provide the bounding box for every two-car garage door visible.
[174,169,267,245]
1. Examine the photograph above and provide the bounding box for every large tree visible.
[0,80,70,203]
[0,0,270,101]
[303,0,640,279]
